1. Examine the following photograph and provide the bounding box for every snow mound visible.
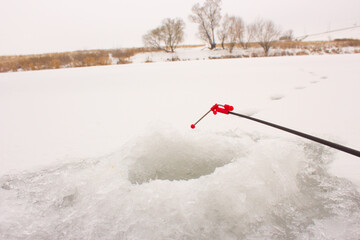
[1,129,359,240]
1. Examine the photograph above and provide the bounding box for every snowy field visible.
[0,54,360,239]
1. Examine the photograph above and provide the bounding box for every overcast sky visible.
[1,0,359,55]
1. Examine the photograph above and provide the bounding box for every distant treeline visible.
[0,48,153,73]
[0,40,359,73]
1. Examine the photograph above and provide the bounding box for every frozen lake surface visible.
[0,54,359,239]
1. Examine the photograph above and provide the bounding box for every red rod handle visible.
[191,104,234,129]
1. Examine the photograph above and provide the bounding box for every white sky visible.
[1,0,360,55]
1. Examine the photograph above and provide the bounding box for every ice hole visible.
[128,152,233,184]
[126,132,240,184]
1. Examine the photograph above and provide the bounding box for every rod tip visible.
[191,124,195,129]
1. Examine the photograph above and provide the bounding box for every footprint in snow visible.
[294,86,306,90]
[310,80,319,84]
[270,94,285,101]
[320,76,328,79]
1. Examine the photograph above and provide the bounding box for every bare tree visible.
[280,29,294,41]
[189,0,222,50]
[216,15,244,52]
[227,16,244,53]
[143,27,166,51]
[162,18,185,52]
[217,14,230,49]
[143,18,185,52]
[253,19,281,56]
[240,23,256,49]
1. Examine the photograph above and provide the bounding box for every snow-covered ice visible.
[0,54,359,239]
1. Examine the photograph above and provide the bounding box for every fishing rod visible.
[190,104,360,158]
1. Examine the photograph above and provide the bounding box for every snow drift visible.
[1,129,359,239]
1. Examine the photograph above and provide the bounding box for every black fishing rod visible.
[191,104,360,158]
